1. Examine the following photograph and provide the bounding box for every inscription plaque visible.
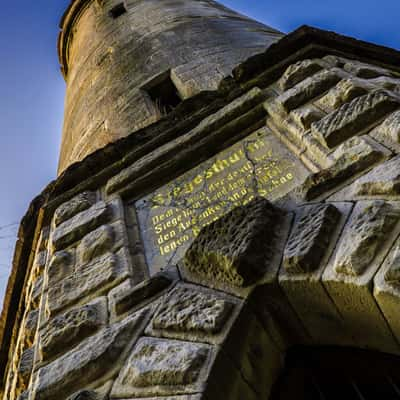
[135,127,310,273]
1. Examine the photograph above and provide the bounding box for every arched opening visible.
[270,346,400,400]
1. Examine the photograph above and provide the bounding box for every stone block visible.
[334,201,400,276]
[54,191,97,227]
[31,276,43,309]
[278,59,324,90]
[46,249,131,317]
[300,136,386,200]
[374,238,400,344]
[275,69,341,112]
[111,337,211,397]
[33,310,148,400]
[24,309,39,346]
[18,347,34,387]
[290,106,324,130]
[316,78,368,111]
[39,297,108,361]
[352,155,400,196]
[283,203,341,273]
[146,285,236,344]
[110,270,175,319]
[311,90,399,148]
[33,250,47,276]
[322,201,400,353]
[279,202,354,345]
[183,198,284,288]
[47,249,74,287]
[77,224,115,265]
[52,201,111,251]
[374,110,400,143]
[344,61,394,79]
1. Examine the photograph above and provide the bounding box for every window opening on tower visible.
[145,71,183,116]
[109,3,127,19]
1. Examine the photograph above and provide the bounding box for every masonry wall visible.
[58,0,282,173]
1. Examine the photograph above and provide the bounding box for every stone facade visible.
[2,2,400,400]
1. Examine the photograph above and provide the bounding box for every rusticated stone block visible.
[110,270,174,318]
[280,202,353,346]
[33,311,148,400]
[334,201,400,276]
[31,276,43,309]
[284,204,341,273]
[77,224,115,265]
[112,337,210,397]
[374,240,400,343]
[301,136,386,200]
[151,286,234,335]
[290,106,324,130]
[311,90,399,148]
[52,201,110,251]
[33,250,47,275]
[353,155,400,196]
[40,297,107,361]
[18,347,34,386]
[278,59,323,90]
[183,198,283,287]
[276,69,341,112]
[323,201,400,353]
[46,249,131,316]
[376,110,400,143]
[54,191,97,227]
[47,249,74,286]
[344,61,394,79]
[24,309,39,345]
[317,78,368,110]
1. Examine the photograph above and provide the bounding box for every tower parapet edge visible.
[57,0,283,174]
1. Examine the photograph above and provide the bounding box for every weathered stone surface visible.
[76,224,115,265]
[46,250,130,316]
[278,59,323,90]
[112,338,209,397]
[290,106,324,130]
[66,389,106,400]
[301,136,385,200]
[47,250,74,286]
[152,286,234,335]
[40,297,107,361]
[183,198,283,287]
[344,61,395,79]
[24,309,39,345]
[52,202,110,251]
[284,204,341,273]
[18,347,34,386]
[311,90,399,148]
[31,276,43,309]
[34,311,147,400]
[17,391,29,400]
[317,78,367,110]
[53,191,97,227]
[376,110,400,143]
[384,244,400,283]
[111,271,173,317]
[276,69,341,112]
[353,156,400,196]
[33,250,47,275]
[334,201,400,276]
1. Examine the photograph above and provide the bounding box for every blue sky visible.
[0,0,399,305]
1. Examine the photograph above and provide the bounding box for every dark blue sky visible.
[0,0,399,303]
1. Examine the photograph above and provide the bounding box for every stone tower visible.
[3,1,400,400]
[58,0,282,173]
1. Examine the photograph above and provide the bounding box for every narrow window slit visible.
[146,72,183,116]
[109,3,127,19]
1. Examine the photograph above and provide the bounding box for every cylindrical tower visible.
[57,0,282,173]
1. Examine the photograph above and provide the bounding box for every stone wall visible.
[4,29,400,399]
